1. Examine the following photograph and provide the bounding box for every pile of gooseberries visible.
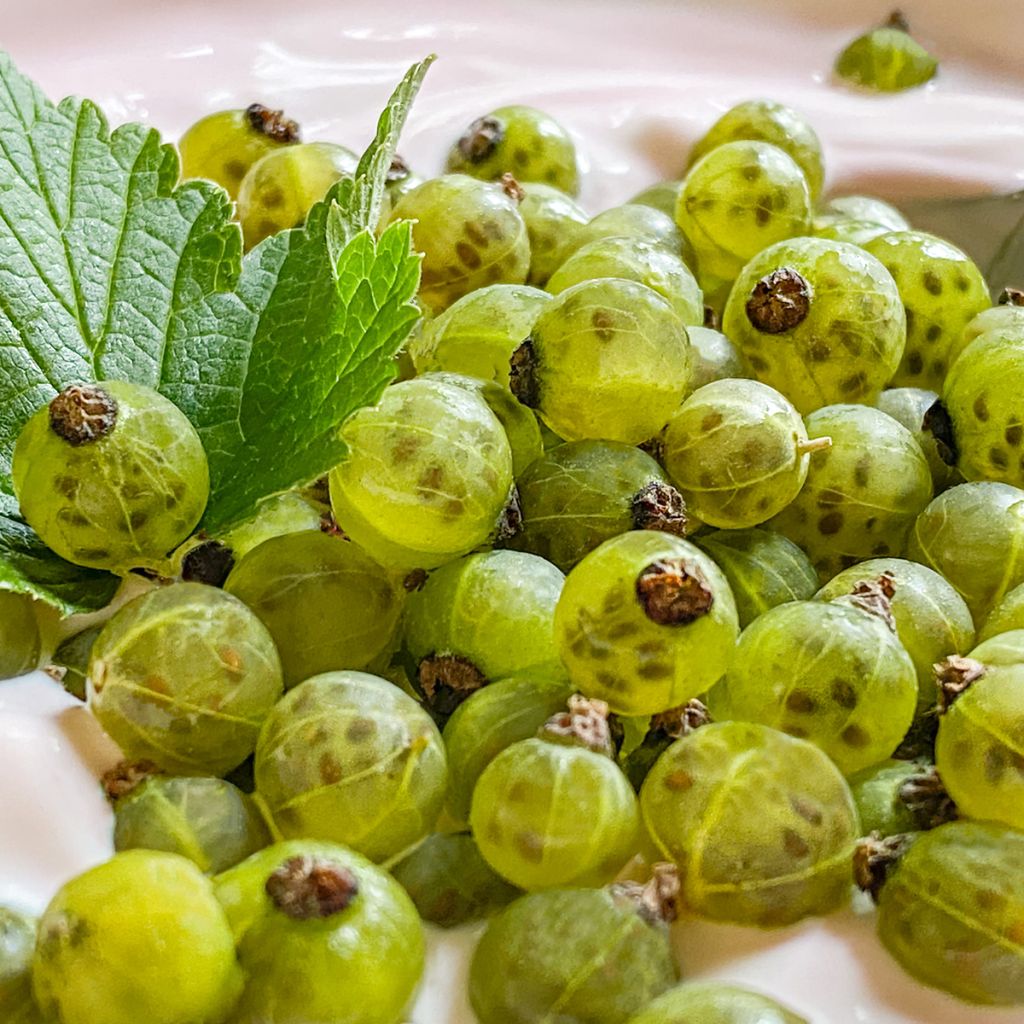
[6,20,1024,1021]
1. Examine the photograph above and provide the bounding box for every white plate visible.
[3,1,1024,1021]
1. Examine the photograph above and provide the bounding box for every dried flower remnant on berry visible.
[636,559,714,625]
[936,655,987,711]
[458,115,504,163]
[631,481,689,537]
[745,269,811,333]
[500,173,526,202]
[101,760,160,802]
[494,487,524,543]
[922,399,959,466]
[854,831,917,902]
[539,694,615,755]
[652,699,712,739]
[609,863,682,925]
[48,384,118,446]
[265,856,360,919]
[834,573,898,631]
[417,654,488,718]
[387,153,412,183]
[898,766,957,831]
[999,287,1024,306]
[245,103,300,143]
[181,540,236,587]
[509,340,540,407]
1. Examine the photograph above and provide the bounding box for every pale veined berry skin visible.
[629,179,684,220]
[253,671,448,863]
[178,104,300,200]
[470,731,640,892]
[943,331,1024,488]
[88,583,284,777]
[214,840,425,1024]
[816,557,975,715]
[662,379,817,530]
[446,105,580,196]
[677,141,812,285]
[407,284,551,387]
[390,832,520,928]
[328,376,515,570]
[863,230,990,392]
[12,381,210,575]
[722,237,906,415]
[112,775,272,875]
[237,141,358,248]
[640,721,860,927]
[554,531,739,717]
[686,98,825,202]
[511,278,692,446]
[979,582,1024,642]
[32,851,243,1024]
[225,530,404,689]
[685,325,748,393]
[510,440,687,573]
[873,822,1024,1005]
[876,386,964,493]
[517,182,589,287]
[696,528,819,628]
[835,17,939,93]
[548,235,704,326]
[388,173,531,314]
[468,886,680,1024]
[559,204,693,268]
[707,599,917,775]
[958,302,1024,361]
[442,674,572,827]
[906,481,1024,623]
[768,404,933,582]
[934,652,1024,832]
[625,981,809,1024]
[0,591,41,680]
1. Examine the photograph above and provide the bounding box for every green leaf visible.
[0,494,118,614]
[0,49,432,607]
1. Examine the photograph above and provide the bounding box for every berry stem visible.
[796,436,832,456]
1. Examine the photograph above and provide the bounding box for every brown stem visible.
[796,436,832,456]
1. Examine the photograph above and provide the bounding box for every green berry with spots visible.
[848,759,956,838]
[222,844,425,1024]
[391,832,520,928]
[89,583,283,776]
[469,877,680,1024]
[626,982,808,1024]
[769,404,933,581]
[816,558,975,715]
[687,98,825,201]
[510,278,691,445]
[408,284,551,387]
[629,179,684,219]
[906,481,1024,622]
[425,370,544,477]
[389,174,530,314]
[696,528,819,628]
[254,671,448,862]
[225,531,403,689]
[548,236,704,326]
[662,379,823,529]
[0,592,41,681]
[641,721,859,925]
[560,203,693,267]
[33,851,242,1024]
[517,183,589,286]
[686,325,747,391]
[443,673,571,826]
[511,440,688,573]
[403,549,565,718]
[677,141,812,285]
[876,387,963,492]
[12,382,209,574]
[863,231,989,391]
[944,332,1024,487]
[471,695,640,891]
[112,774,271,874]
[178,104,300,200]
[0,907,39,1021]
[328,376,515,569]
[867,822,1024,1005]
[446,105,579,196]
[835,12,939,93]
[237,141,359,248]
[708,591,918,775]
[722,237,906,414]
[934,652,1024,832]
[554,531,739,716]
